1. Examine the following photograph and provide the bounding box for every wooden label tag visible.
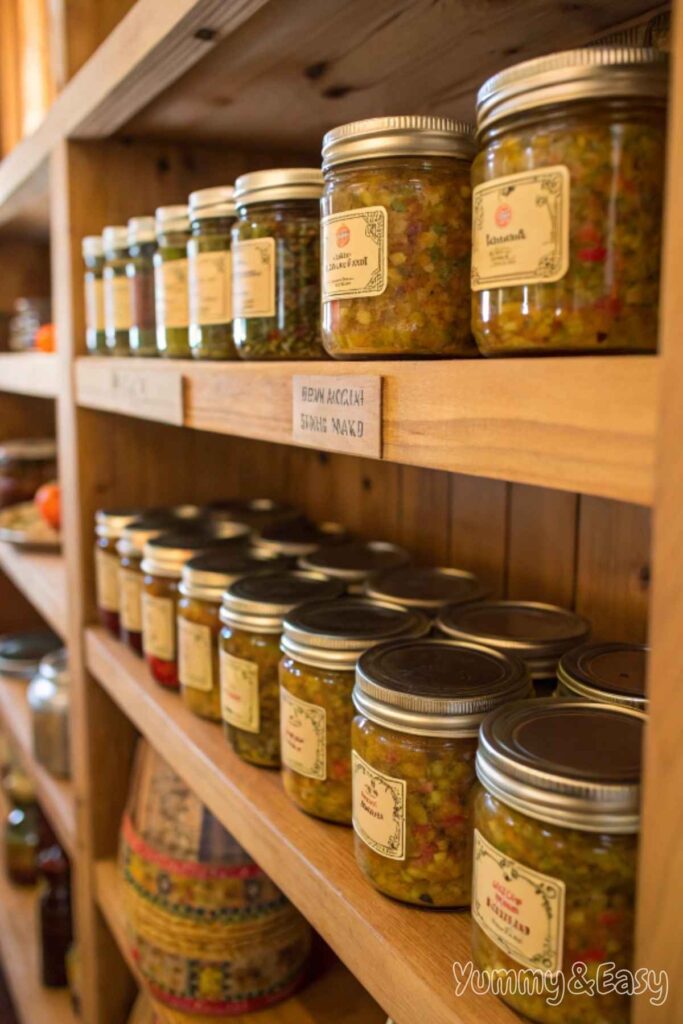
[292,375,382,458]
[108,364,184,425]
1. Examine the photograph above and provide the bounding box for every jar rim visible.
[557,641,648,710]
[299,541,410,583]
[365,565,489,610]
[322,115,476,168]
[234,168,324,206]
[189,185,236,219]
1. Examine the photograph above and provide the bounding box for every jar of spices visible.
[188,186,237,360]
[352,638,530,906]
[102,225,132,355]
[279,597,429,823]
[220,571,345,767]
[321,116,477,358]
[126,216,158,357]
[557,641,648,710]
[82,235,106,354]
[0,630,62,680]
[95,508,143,636]
[437,600,590,696]
[366,565,488,615]
[27,649,70,778]
[154,205,191,357]
[472,48,667,355]
[255,517,349,559]
[232,169,326,360]
[472,699,644,1023]
[0,438,57,509]
[300,540,410,594]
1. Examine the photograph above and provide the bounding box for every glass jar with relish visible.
[321,116,477,358]
[472,699,644,1024]
[352,638,530,907]
[557,641,648,710]
[299,540,410,594]
[366,565,488,615]
[0,439,57,509]
[232,169,326,360]
[82,235,106,354]
[102,225,132,355]
[472,48,667,355]
[188,186,237,360]
[95,507,143,636]
[255,517,349,559]
[279,597,428,824]
[220,571,345,767]
[437,599,589,697]
[126,216,158,357]
[154,205,191,357]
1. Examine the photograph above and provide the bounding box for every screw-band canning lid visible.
[180,549,290,603]
[557,641,648,710]
[128,216,156,246]
[365,565,488,611]
[141,529,249,579]
[234,168,324,206]
[255,518,349,558]
[155,205,190,234]
[322,115,476,169]
[189,186,236,220]
[95,507,144,541]
[102,225,128,253]
[299,541,410,584]
[220,570,345,632]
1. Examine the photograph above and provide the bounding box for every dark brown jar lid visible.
[557,641,648,710]
[0,438,57,463]
[206,498,299,533]
[95,506,145,540]
[180,549,292,603]
[117,511,206,558]
[221,570,346,632]
[141,529,249,579]
[255,517,349,557]
[366,565,488,612]
[300,541,410,586]
[0,630,63,679]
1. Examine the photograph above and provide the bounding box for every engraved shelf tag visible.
[292,375,382,458]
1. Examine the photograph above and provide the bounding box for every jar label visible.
[219,650,259,732]
[189,249,232,326]
[119,568,142,632]
[321,206,388,301]
[95,548,119,613]
[232,238,276,318]
[85,276,105,332]
[471,829,566,973]
[471,165,570,291]
[155,259,189,329]
[103,272,132,331]
[352,751,406,860]
[178,618,213,692]
[280,686,326,780]
[142,593,175,661]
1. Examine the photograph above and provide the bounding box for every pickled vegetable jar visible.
[154,205,191,357]
[472,48,667,355]
[366,565,488,615]
[102,225,132,355]
[0,439,57,508]
[279,598,428,823]
[321,116,477,358]
[473,699,644,1023]
[126,216,157,357]
[352,638,530,906]
[255,517,348,559]
[232,169,326,360]
[82,235,106,354]
[220,571,344,767]
[95,507,143,636]
[300,540,410,594]
[188,186,237,360]
[557,641,648,710]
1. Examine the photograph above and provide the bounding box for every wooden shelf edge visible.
[0,543,67,638]
[0,353,58,398]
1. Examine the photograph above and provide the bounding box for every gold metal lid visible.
[221,570,345,632]
[141,528,249,579]
[366,565,488,612]
[155,205,190,233]
[255,518,349,558]
[95,506,144,540]
[0,438,56,463]
[102,225,128,254]
[234,168,324,206]
[189,186,236,220]
[322,115,476,169]
[82,235,104,259]
[557,641,648,710]
[180,548,290,603]
[300,541,410,585]
[127,216,156,246]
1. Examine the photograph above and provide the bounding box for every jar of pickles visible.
[321,116,477,358]
[366,565,488,615]
[95,508,143,636]
[126,216,157,357]
[557,641,648,710]
[300,540,410,594]
[232,169,326,360]
[188,186,237,360]
[472,699,644,1023]
[472,48,668,355]
[255,517,349,559]
[102,225,132,355]
[82,235,106,354]
[279,597,428,823]
[154,205,191,358]
[220,571,345,767]
[352,638,530,906]
[0,439,57,508]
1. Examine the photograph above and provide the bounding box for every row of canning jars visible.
[94,498,648,1024]
[83,47,666,361]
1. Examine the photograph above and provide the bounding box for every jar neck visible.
[325,154,468,181]
[237,199,320,219]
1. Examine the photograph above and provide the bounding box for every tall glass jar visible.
[94,507,143,636]
[352,638,530,907]
[82,235,106,354]
[300,540,410,594]
[365,565,488,615]
[154,205,191,357]
[126,216,158,357]
[27,649,70,779]
[472,699,644,1024]
[102,225,132,355]
[321,117,477,358]
[188,186,237,360]
[472,48,667,356]
[557,641,648,711]
[232,169,326,360]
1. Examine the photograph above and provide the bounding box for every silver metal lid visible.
[354,638,531,737]
[116,509,205,557]
[476,699,645,833]
[155,205,190,233]
[95,506,144,540]
[366,565,488,612]
[0,630,62,679]
[128,216,156,246]
[37,648,69,687]
[221,570,346,632]
[323,115,476,169]
[180,548,289,603]
[189,186,236,220]
[206,498,299,534]
[142,528,249,579]
[234,168,324,206]
[255,518,349,558]
[557,642,648,710]
[300,541,410,585]
[477,47,668,133]
[0,438,56,463]
[82,235,104,259]
[102,225,128,253]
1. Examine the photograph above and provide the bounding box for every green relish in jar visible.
[154,205,191,358]
[365,565,488,614]
[126,216,158,357]
[82,235,106,354]
[102,226,132,355]
[188,186,237,360]
[557,641,648,710]
[299,540,410,594]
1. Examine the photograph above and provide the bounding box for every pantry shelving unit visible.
[0,1,679,1023]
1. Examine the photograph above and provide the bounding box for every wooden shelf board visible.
[0,543,67,637]
[86,626,521,1024]
[0,353,58,398]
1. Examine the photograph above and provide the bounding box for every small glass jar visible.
[5,769,41,885]
[472,48,667,356]
[0,630,62,680]
[154,205,191,358]
[38,844,73,988]
[299,540,410,594]
[27,649,70,778]
[352,638,530,906]
[232,169,326,360]
[255,517,349,559]
[437,599,590,697]
[472,699,644,1024]
[188,186,238,360]
[126,216,158,357]
[82,235,106,354]
[557,641,648,711]
[321,117,477,358]
[102,225,132,355]
[220,571,345,767]
[94,507,143,636]
[279,597,429,823]
[365,565,488,615]
[0,438,57,509]
[206,497,299,536]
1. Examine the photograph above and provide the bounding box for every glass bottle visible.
[102,225,132,355]
[188,186,238,359]
[38,844,73,988]
[127,216,158,357]
[82,235,106,354]
[154,205,191,357]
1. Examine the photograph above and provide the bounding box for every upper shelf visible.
[0,353,58,398]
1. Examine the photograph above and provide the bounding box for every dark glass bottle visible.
[38,844,73,988]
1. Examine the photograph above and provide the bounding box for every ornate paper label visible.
[322,206,388,300]
[119,568,142,632]
[232,238,276,318]
[155,258,189,328]
[95,548,119,612]
[178,618,213,692]
[219,650,260,732]
[142,594,175,661]
[352,752,406,860]
[85,276,105,332]
[280,687,326,780]
[103,272,132,331]
[189,249,232,326]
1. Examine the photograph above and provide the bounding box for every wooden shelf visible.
[0,354,58,398]
[86,626,521,1024]
[0,544,67,637]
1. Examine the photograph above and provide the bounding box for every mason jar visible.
[254,517,349,559]
[82,235,106,354]
[299,540,410,594]
[188,186,237,360]
[365,565,488,615]
[27,649,70,779]
[126,216,158,357]
[472,47,667,355]
[102,225,132,355]
[94,507,143,636]
[557,641,648,711]
[154,205,191,357]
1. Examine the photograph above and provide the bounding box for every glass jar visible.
[0,629,62,680]
[220,570,345,767]
[102,225,132,355]
[437,599,590,697]
[27,649,70,778]
[255,517,349,559]
[232,169,326,360]
[557,641,648,710]
[352,638,530,906]
[82,235,106,354]
[5,769,41,885]
[321,117,477,359]
[126,216,158,357]
[300,540,410,594]
[154,205,191,357]
[38,844,73,988]
[206,497,299,536]
[0,438,57,508]
[365,565,488,615]
[279,598,429,823]
[472,699,644,1023]
[472,48,667,356]
[94,507,143,636]
[188,186,237,360]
